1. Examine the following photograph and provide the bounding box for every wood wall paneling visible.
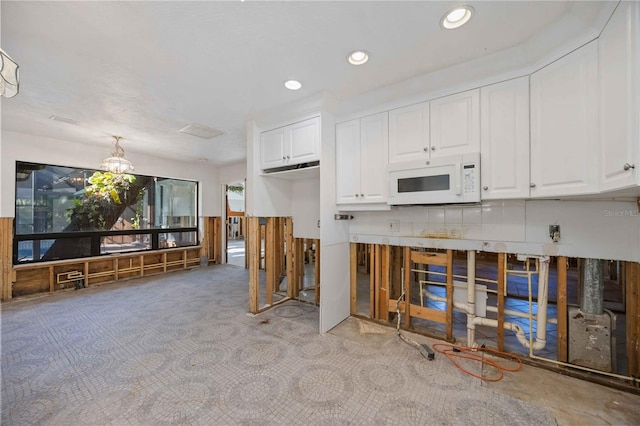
[1,218,13,301]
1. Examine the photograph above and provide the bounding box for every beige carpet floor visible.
[1,265,556,425]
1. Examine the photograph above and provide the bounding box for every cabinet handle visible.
[483,186,488,190]
[360,194,364,197]
[355,194,359,197]
[286,155,290,159]
[623,163,635,171]
[282,156,286,160]
[530,183,536,188]
[431,146,436,151]
[423,147,428,152]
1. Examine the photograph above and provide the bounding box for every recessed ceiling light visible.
[441,5,474,29]
[348,50,369,65]
[284,80,302,90]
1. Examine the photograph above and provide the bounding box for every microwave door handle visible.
[454,163,462,195]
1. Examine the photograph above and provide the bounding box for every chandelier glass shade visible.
[101,136,134,174]
[0,48,19,98]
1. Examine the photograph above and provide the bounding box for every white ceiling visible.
[1,1,609,167]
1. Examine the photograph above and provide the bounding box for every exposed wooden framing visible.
[391,246,403,300]
[247,217,260,314]
[201,217,222,264]
[557,256,568,363]
[285,218,295,299]
[279,219,286,280]
[410,251,448,266]
[379,245,390,322]
[314,239,320,305]
[403,246,411,330]
[84,261,90,287]
[49,266,54,293]
[265,217,276,305]
[626,261,640,377]
[200,218,210,261]
[274,218,283,291]
[497,253,506,351]
[369,244,376,318]
[0,217,13,301]
[294,238,304,298]
[11,246,202,298]
[410,305,447,324]
[445,249,453,341]
[350,243,357,314]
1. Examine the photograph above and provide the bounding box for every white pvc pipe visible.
[422,254,552,352]
[467,250,476,347]
[532,257,550,351]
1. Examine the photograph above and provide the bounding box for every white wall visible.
[347,200,640,262]
[219,161,246,185]
[318,110,351,333]
[1,130,220,217]
[291,177,320,239]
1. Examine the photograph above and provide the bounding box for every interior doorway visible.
[225,181,245,267]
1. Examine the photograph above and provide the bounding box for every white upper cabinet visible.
[260,116,320,171]
[530,40,599,197]
[336,112,389,204]
[388,101,429,163]
[288,117,320,164]
[599,1,639,192]
[388,89,479,163]
[336,119,361,204]
[359,113,389,202]
[260,127,287,170]
[430,89,480,157]
[480,77,530,200]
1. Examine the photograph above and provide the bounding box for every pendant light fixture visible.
[0,48,19,98]
[101,136,134,174]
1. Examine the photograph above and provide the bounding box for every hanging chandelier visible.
[101,136,134,174]
[0,48,19,98]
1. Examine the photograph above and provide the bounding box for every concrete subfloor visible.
[2,265,639,425]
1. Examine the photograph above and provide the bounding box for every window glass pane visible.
[159,231,197,248]
[16,163,87,234]
[155,178,197,228]
[101,234,152,254]
[18,238,91,262]
[16,239,56,262]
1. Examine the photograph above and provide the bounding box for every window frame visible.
[13,161,200,265]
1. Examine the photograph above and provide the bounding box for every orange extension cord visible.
[432,343,523,382]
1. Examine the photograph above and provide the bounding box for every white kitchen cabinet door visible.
[260,127,287,170]
[388,101,429,163]
[530,40,599,197]
[480,77,530,200]
[599,1,639,192]
[430,89,480,157]
[288,116,320,164]
[360,112,389,203]
[335,120,361,204]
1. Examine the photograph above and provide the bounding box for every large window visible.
[15,161,198,264]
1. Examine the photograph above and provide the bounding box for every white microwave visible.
[388,152,480,205]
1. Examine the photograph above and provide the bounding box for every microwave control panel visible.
[463,164,477,194]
